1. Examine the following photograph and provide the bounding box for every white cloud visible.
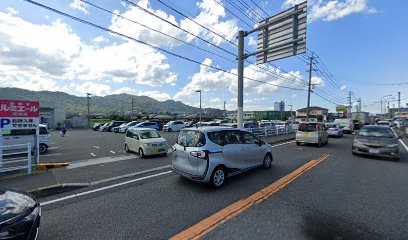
[0,71,58,91]
[282,0,377,22]
[92,36,109,43]
[311,76,325,86]
[112,87,136,95]
[70,82,111,96]
[248,36,257,46]
[210,97,223,103]
[70,0,89,14]
[340,85,347,91]
[6,7,18,16]
[0,12,177,91]
[137,90,171,101]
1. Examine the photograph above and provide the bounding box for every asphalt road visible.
[37,134,408,240]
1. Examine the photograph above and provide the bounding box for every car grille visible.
[152,143,165,147]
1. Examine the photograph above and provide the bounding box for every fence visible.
[0,143,32,174]
[246,125,296,138]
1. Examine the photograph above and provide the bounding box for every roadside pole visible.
[306,53,313,121]
[237,30,245,129]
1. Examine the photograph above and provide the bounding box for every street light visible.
[385,97,395,117]
[195,90,202,126]
[380,94,392,116]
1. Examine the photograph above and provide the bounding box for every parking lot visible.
[40,129,179,163]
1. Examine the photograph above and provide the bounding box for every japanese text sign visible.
[0,100,40,118]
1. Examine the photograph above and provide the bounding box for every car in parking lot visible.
[124,128,168,158]
[172,127,273,188]
[296,122,329,147]
[103,121,128,132]
[163,120,185,132]
[2,124,51,153]
[0,189,41,240]
[326,123,343,137]
[119,121,141,133]
[99,123,109,132]
[352,125,400,160]
[112,122,129,133]
[92,123,103,131]
[133,121,160,131]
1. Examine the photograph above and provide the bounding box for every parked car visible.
[112,122,129,133]
[102,121,127,132]
[326,123,343,137]
[99,122,109,132]
[172,127,273,188]
[134,121,160,131]
[124,128,168,158]
[92,123,103,131]
[352,125,400,160]
[163,121,185,132]
[119,121,141,133]
[0,189,41,239]
[296,122,329,147]
[184,121,195,128]
[334,118,354,133]
[2,124,51,153]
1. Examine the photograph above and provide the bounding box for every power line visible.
[21,0,304,92]
[248,0,269,18]
[224,0,259,24]
[236,0,264,22]
[211,0,253,28]
[80,0,236,64]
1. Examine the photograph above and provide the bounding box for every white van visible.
[333,118,354,133]
[2,124,51,153]
[163,121,185,132]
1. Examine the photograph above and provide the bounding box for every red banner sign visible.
[0,100,40,118]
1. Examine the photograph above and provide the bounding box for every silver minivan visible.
[296,122,329,147]
[172,127,273,188]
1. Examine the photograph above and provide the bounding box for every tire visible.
[317,139,322,147]
[210,167,226,189]
[39,144,48,154]
[124,144,130,153]
[139,148,145,158]
[168,128,172,132]
[296,141,301,146]
[162,152,167,157]
[263,154,273,169]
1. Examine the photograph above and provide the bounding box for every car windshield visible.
[139,130,161,139]
[177,130,206,147]
[358,128,395,138]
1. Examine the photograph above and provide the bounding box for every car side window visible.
[126,131,133,138]
[223,131,242,145]
[207,131,225,146]
[242,132,258,144]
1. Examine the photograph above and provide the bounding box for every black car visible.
[92,123,102,131]
[104,121,127,132]
[352,125,400,160]
[0,189,41,240]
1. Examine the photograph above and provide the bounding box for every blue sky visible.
[0,0,407,113]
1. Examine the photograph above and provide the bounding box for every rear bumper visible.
[172,167,209,182]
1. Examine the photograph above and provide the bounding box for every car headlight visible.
[143,143,152,147]
[387,144,398,148]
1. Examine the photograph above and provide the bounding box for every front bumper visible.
[352,143,399,158]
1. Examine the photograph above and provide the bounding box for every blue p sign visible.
[0,118,11,128]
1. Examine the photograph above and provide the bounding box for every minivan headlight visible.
[143,143,152,147]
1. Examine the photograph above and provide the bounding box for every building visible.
[40,103,66,129]
[389,107,408,118]
[274,101,285,111]
[227,111,255,122]
[253,111,294,121]
[296,106,328,122]
[67,115,88,128]
[204,108,224,118]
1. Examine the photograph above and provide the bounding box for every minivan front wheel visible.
[263,154,273,169]
[210,167,226,189]
[39,144,48,154]
[124,144,130,153]
[139,148,145,158]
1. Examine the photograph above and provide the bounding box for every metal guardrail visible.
[246,125,296,137]
[0,143,32,174]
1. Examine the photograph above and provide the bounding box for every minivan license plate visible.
[369,149,380,154]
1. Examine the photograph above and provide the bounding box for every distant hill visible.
[0,88,201,115]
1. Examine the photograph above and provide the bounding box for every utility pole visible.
[288,104,293,120]
[348,91,352,118]
[357,98,362,112]
[237,30,245,128]
[398,91,401,118]
[86,93,92,129]
[306,52,314,121]
[223,101,226,119]
[131,97,134,119]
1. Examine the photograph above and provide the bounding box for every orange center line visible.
[170,152,331,240]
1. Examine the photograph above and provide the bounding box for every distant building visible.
[40,103,66,129]
[296,106,328,122]
[67,115,88,128]
[274,101,285,111]
[253,111,293,121]
[227,111,255,121]
[204,108,224,118]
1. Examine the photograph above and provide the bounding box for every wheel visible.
[317,139,322,147]
[263,154,273,169]
[210,167,226,189]
[162,152,167,157]
[139,148,145,158]
[124,144,130,153]
[39,144,48,154]
[296,141,301,146]
[168,128,172,132]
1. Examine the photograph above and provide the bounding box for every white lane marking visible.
[67,155,135,169]
[41,170,172,206]
[399,139,408,152]
[40,153,62,158]
[109,150,115,154]
[92,146,100,149]
[272,140,295,148]
[90,153,96,157]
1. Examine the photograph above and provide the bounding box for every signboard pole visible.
[35,126,39,166]
[0,130,3,168]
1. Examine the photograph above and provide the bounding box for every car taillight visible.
[190,151,207,159]
[315,124,319,130]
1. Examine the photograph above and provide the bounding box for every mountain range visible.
[0,88,202,115]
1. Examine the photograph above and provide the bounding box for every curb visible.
[37,163,69,170]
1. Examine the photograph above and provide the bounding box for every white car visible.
[163,121,185,132]
[124,128,168,158]
[2,124,51,153]
[334,118,354,133]
[326,123,343,137]
[119,121,141,133]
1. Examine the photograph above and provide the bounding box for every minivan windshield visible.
[299,123,318,132]
[178,130,206,147]
[358,128,395,138]
[139,130,161,139]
